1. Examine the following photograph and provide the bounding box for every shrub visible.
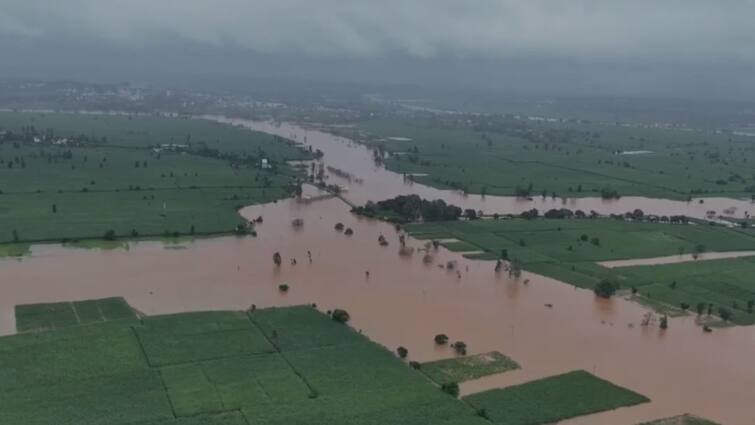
[334,222,344,231]
[103,229,117,241]
[594,280,618,298]
[331,309,350,323]
[396,346,408,359]
[278,284,289,293]
[434,334,449,345]
[409,361,421,369]
[452,341,467,355]
[441,382,460,397]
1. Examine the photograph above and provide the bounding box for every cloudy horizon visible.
[2,1,754,100]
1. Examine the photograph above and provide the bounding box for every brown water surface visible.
[1,118,754,424]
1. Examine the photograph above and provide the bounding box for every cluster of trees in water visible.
[514,207,688,224]
[352,194,462,222]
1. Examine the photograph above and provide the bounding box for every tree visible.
[103,229,116,241]
[434,334,449,345]
[278,284,289,293]
[452,341,467,355]
[331,309,350,323]
[12,229,19,242]
[594,280,618,298]
[52,204,57,213]
[748,300,754,314]
[696,302,705,315]
[659,315,668,329]
[396,346,408,359]
[500,249,508,260]
[273,252,282,267]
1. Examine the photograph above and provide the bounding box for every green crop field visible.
[464,370,649,425]
[0,111,310,247]
[14,297,138,332]
[1,302,499,425]
[408,218,755,324]
[421,351,520,385]
[334,116,755,200]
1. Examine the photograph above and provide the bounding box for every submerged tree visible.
[594,279,618,298]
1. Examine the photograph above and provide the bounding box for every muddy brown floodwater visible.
[1,118,755,425]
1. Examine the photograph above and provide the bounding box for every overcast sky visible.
[2,0,754,100]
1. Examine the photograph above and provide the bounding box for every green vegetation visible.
[14,297,138,332]
[352,194,462,223]
[464,370,649,425]
[637,414,720,425]
[0,111,310,247]
[2,301,493,425]
[337,116,755,199]
[408,217,755,324]
[421,351,520,385]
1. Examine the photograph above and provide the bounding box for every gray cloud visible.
[2,0,754,62]
[1,1,754,100]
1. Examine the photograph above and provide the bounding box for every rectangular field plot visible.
[250,305,367,351]
[463,370,649,425]
[421,351,520,385]
[0,325,148,392]
[137,311,275,366]
[0,370,173,425]
[14,296,137,332]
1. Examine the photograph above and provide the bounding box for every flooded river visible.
[1,118,754,424]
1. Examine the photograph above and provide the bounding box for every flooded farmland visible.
[1,119,755,424]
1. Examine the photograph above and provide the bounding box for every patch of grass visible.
[421,351,520,385]
[464,370,649,425]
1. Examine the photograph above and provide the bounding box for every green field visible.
[421,351,520,385]
[408,218,755,324]
[464,370,649,425]
[334,116,755,200]
[14,297,138,332]
[1,302,497,425]
[0,111,310,246]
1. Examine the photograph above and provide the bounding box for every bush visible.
[452,341,467,355]
[441,382,460,397]
[331,309,350,323]
[396,346,408,359]
[103,229,117,241]
[434,334,449,345]
[594,280,618,298]
[278,284,289,293]
[409,361,421,369]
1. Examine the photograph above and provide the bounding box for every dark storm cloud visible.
[1,1,754,99]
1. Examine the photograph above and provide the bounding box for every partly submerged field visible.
[408,218,755,324]
[2,299,655,425]
[336,116,755,200]
[0,111,310,246]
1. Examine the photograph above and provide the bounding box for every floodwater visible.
[599,251,755,268]
[1,119,755,425]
